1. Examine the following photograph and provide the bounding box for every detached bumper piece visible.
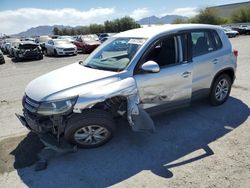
[15,113,77,153]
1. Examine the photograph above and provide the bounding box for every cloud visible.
[131,8,150,20]
[161,7,198,17]
[0,7,115,35]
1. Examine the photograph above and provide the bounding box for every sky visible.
[0,0,247,35]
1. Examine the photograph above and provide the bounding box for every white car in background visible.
[44,39,77,56]
[223,28,239,38]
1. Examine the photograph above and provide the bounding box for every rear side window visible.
[211,30,222,50]
[191,30,219,57]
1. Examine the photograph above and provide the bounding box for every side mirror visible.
[140,61,160,73]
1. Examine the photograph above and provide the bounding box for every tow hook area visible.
[39,134,77,153]
[35,134,77,171]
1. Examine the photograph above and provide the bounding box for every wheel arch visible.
[210,68,235,90]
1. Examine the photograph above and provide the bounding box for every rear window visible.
[191,30,222,57]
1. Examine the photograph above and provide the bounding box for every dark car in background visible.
[13,41,43,61]
[35,36,52,51]
[8,41,22,57]
[97,33,109,41]
[73,35,100,53]
[0,49,5,64]
[232,25,250,35]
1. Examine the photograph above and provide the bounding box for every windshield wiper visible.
[83,64,98,69]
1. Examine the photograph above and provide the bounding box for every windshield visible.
[82,37,146,71]
[6,38,20,43]
[54,40,71,45]
[82,37,97,43]
[59,36,73,40]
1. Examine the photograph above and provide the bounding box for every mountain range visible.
[13,15,187,37]
[137,15,187,25]
[14,25,72,37]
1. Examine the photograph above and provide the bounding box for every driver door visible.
[134,34,193,112]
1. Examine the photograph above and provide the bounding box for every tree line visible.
[53,6,250,36]
[53,16,140,35]
[172,5,250,25]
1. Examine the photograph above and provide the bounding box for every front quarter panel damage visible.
[73,77,155,132]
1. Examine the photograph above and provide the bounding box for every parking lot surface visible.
[0,36,249,187]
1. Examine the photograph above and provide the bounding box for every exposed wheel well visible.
[92,96,128,118]
[211,68,235,89]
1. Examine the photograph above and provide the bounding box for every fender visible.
[73,77,155,132]
[210,67,235,89]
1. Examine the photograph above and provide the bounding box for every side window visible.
[144,36,178,67]
[191,30,216,57]
[211,30,222,50]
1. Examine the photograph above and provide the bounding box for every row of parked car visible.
[0,33,115,62]
[222,25,250,38]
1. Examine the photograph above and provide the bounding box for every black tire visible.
[38,54,43,60]
[209,74,232,106]
[15,54,21,62]
[0,58,5,64]
[64,109,116,148]
[44,49,49,56]
[82,48,86,54]
[54,49,58,57]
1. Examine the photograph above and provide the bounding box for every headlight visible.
[56,47,64,50]
[37,96,78,115]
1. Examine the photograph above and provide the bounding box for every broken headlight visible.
[37,96,78,115]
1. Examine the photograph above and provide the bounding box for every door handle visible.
[182,71,191,78]
[212,58,218,64]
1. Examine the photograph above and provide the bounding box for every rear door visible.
[190,29,223,99]
[134,33,193,111]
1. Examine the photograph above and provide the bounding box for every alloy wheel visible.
[215,78,229,101]
[74,125,110,146]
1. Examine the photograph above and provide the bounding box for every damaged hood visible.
[25,62,119,101]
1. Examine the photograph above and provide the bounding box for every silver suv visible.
[17,24,238,149]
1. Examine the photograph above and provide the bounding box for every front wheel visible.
[209,74,232,106]
[64,109,116,148]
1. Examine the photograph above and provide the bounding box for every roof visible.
[115,24,221,39]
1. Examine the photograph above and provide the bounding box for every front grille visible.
[23,95,40,113]
[64,48,75,51]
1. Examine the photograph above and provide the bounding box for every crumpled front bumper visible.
[16,111,45,133]
[15,112,76,152]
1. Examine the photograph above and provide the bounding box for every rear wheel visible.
[15,53,21,62]
[44,49,49,56]
[39,54,43,60]
[54,49,58,56]
[209,74,232,106]
[64,109,116,148]
[0,57,5,64]
[82,47,86,54]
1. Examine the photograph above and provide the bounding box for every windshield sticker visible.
[128,39,146,45]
